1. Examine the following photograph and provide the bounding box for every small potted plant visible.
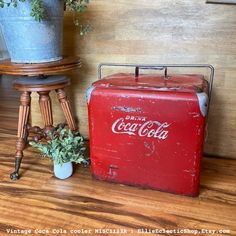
[0,0,91,63]
[29,124,88,179]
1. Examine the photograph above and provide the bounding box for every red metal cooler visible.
[87,64,214,197]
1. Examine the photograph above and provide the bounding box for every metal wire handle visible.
[98,63,214,106]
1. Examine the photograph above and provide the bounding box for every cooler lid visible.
[93,73,208,93]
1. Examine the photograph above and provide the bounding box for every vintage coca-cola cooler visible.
[86,64,214,196]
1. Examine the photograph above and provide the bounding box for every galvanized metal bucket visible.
[0,0,64,63]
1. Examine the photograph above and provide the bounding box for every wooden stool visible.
[0,56,81,180]
[10,75,77,180]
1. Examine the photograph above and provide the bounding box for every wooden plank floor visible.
[0,75,235,236]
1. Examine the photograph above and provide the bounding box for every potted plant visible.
[29,124,88,179]
[0,0,90,63]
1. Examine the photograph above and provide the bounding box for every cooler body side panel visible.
[87,87,206,196]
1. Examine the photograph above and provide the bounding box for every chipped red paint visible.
[87,73,209,197]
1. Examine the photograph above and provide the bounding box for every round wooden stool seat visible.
[13,75,70,92]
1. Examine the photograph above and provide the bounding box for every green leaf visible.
[30,0,45,21]
[29,124,88,165]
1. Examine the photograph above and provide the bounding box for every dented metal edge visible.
[196,92,209,117]
[86,85,96,104]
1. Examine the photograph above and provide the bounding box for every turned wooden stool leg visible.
[10,91,31,180]
[56,88,77,131]
[38,91,54,132]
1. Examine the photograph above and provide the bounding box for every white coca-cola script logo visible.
[111,116,170,140]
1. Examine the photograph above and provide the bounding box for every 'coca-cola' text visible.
[111,117,170,140]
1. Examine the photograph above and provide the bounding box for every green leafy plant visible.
[0,0,91,35]
[29,124,88,166]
